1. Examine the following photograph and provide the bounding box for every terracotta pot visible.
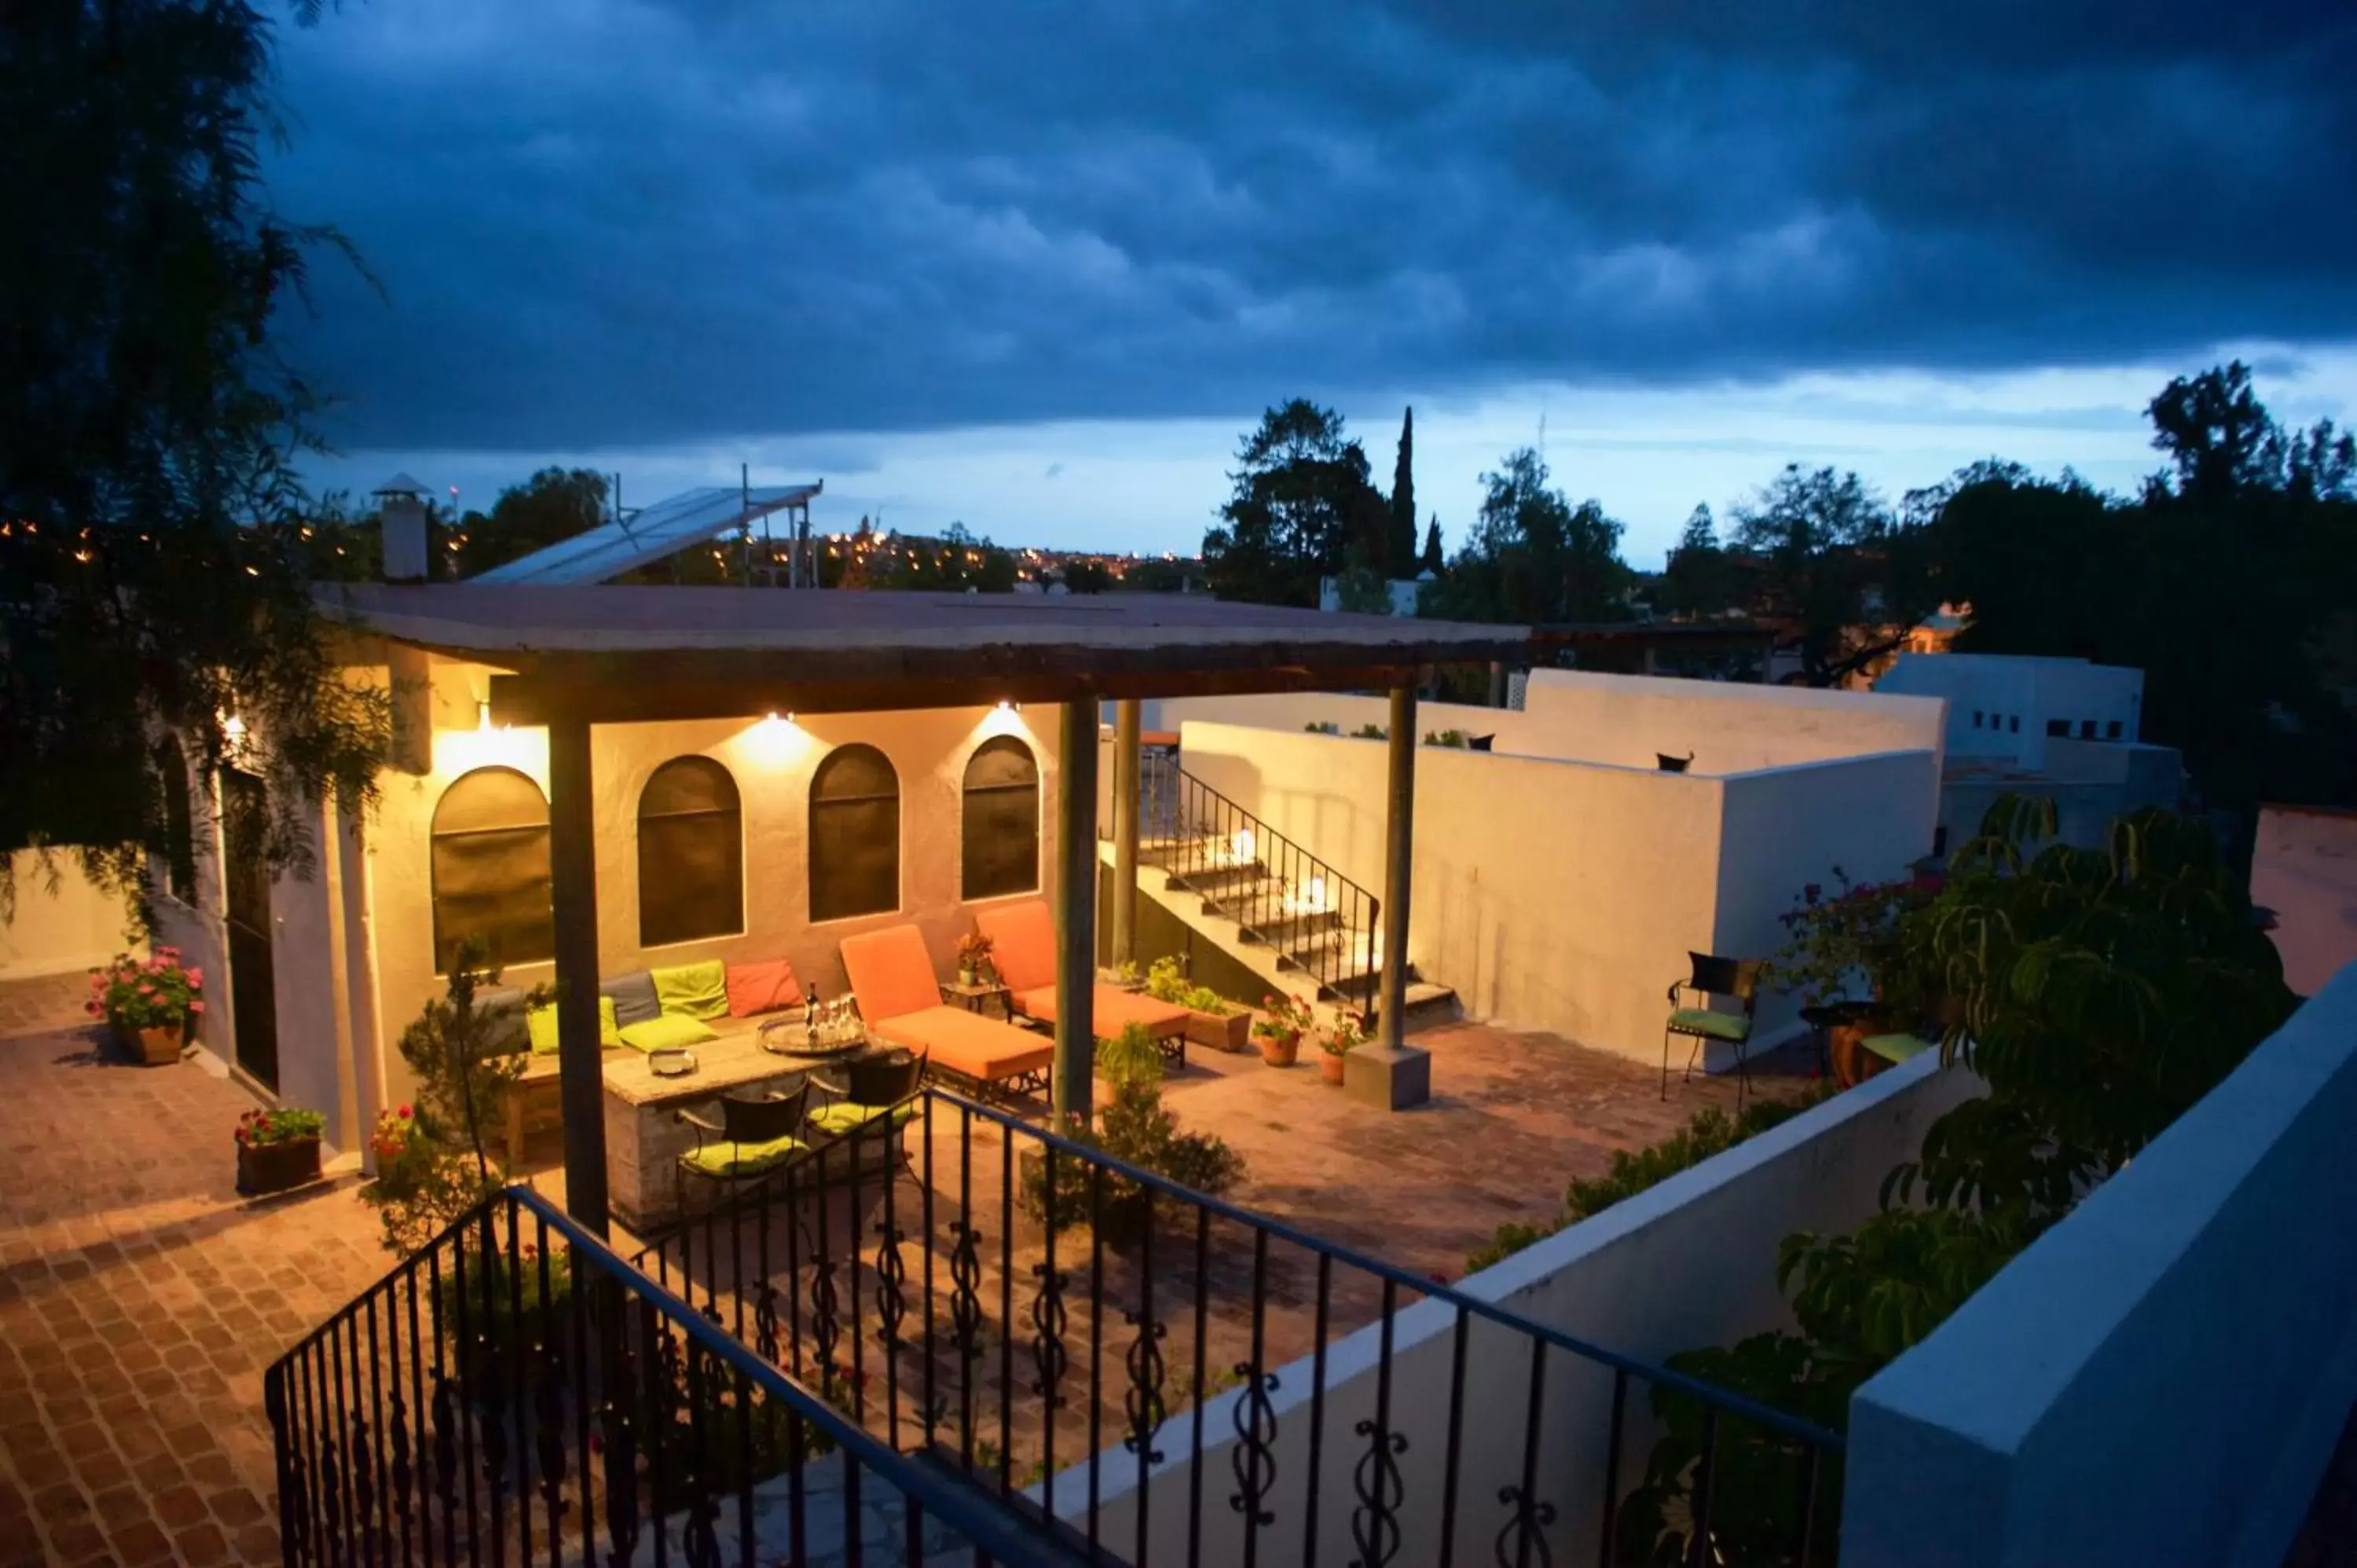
[237,1135,321,1196]
[1319,1053,1347,1086]
[115,1020,187,1068]
[1257,1032,1300,1068]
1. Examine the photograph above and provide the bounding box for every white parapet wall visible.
[1519,668,1948,775]
[1177,718,1937,1063]
[1065,1049,1983,1563]
[0,850,135,984]
[1842,964,2357,1568]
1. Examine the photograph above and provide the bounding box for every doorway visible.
[221,769,278,1090]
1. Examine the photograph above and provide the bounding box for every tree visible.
[1728,465,1937,687]
[1387,407,1417,573]
[1423,447,1629,625]
[1200,401,1387,606]
[0,0,387,918]
[1062,559,1114,594]
[464,467,610,577]
[1420,515,1444,577]
[1656,503,1740,618]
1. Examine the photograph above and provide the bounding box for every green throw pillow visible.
[528,997,622,1054]
[808,1101,919,1138]
[617,1013,719,1053]
[650,959,729,1021]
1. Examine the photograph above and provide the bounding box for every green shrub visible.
[1464,1094,1819,1275]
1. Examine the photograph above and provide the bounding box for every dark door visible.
[221,769,279,1090]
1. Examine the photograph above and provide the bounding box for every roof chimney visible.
[374,472,431,583]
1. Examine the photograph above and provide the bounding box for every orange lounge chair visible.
[974,899,1191,1068]
[839,925,1055,1097]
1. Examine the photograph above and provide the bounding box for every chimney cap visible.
[373,471,431,499]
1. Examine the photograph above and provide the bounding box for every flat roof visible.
[320,583,1533,723]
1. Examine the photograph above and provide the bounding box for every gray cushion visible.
[473,985,533,1054]
[603,969,661,1028]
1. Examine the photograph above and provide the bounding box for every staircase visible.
[1118,747,1457,1028]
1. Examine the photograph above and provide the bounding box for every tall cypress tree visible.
[1388,407,1417,574]
[1421,515,1445,575]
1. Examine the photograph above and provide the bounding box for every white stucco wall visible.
[1180,719,1938,1062]
[0,852,135,982]
[1877,653,2143,772]
[2253,805,2357,998]
[1069,1049,1983,1565]
[363,661,1061,1108]
[1519,668,1948,775]
[1843,966,2357,1568]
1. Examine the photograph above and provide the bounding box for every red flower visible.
[398,1104,413,1119]
[84,1000,101,1017]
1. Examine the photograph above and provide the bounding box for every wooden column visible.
[547,716,611,1236]
[1112,698,1142,966]
[1054,697,1100,1127]
[1380,685,1417,1052]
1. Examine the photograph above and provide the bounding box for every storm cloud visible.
[268,0,2357,454]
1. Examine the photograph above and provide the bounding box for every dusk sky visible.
[275,0,2357,562]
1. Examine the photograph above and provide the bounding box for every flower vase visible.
[1319,1052,1347,1086]
[115,1020,187,1068]
[958,966,977,987]
[1258,1032,1300,1068]
[237,1135,321,1196]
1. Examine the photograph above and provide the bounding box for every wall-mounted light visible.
[222,715,247,743]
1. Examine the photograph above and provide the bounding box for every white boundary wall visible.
[1,852,134,983]
[1844,965,2357,1568]
[1063,1050,1981,1563]
[1178,720,1937,1062]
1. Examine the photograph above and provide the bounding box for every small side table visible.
[940,979,1014,1022]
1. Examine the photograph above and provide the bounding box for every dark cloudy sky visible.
[275,0,2357,559]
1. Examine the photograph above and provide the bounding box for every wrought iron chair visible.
[673,1078,814,1219]
[1663,953,1763,1106]
[806,1048,926,1192]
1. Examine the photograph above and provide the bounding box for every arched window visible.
[431,767,552,973]
[153,738,196,903]
[808,744,899,922]
[961,736,1039,900]
[638,756,743,947]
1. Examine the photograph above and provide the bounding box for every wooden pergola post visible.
[547,716,611,1236]
[1379,684,1417,1052]
[1054,696,1100,1127]
[1111,698,1142,966]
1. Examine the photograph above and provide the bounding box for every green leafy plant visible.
[1761,868,1938,1017]
[87,949,204,1030]
[1623,799,2297,1563]
[1094,1022,1165,1087]
[1143,956,1238,1016]
[1252,991,1316,1050]
[1350,722,1388,741]
[1303,721,1340,735]
[1318,1011,1368,1057]
[1021,1072,1244,1240]
[1421,729,1468,748]
[236,1106,324,1146]
[362,941,542,1256]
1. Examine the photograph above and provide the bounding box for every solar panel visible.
[467,483,821,585]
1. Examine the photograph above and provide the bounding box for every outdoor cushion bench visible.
[974,898,1190,1068]
[839,924,1055,1097]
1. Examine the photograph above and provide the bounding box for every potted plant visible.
[88,949,204,1066]
[236,1105,326,1195]
[1318,1011,1366,1086]
[1765,869,1941,1086]
[1253,992,1314,1068]
[955,932,996,987]
[1144,956,1252,1053]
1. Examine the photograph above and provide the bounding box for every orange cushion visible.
[725,958,804,1017]
[839,925,944,1022]
[870,1006,1054,1082]
[973,899,1057,993]
[1014,985,1192,1040]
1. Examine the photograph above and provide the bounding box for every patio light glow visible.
[1231,826,1255,864]
[1307,875,1327,910]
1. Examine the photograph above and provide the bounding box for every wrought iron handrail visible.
[264,1183,1080,1566]
[636,1085,1846,1568]
[1135,746,1382,1010]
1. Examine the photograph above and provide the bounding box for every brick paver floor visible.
[0,991,391,1568]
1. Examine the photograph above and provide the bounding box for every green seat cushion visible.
[527,997,621,1055]
[651,960,730,1021]
[1669,1006,1751,1043]
[808,1100,920,1138]
[617,1013,719,1053]
[1862,1032,1932,1065]
[680,1133,808,1178]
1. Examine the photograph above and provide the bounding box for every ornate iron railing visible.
[1133,746,1383,1011]
[264,1184,1079,1567]
[635,1089,1846,1567]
